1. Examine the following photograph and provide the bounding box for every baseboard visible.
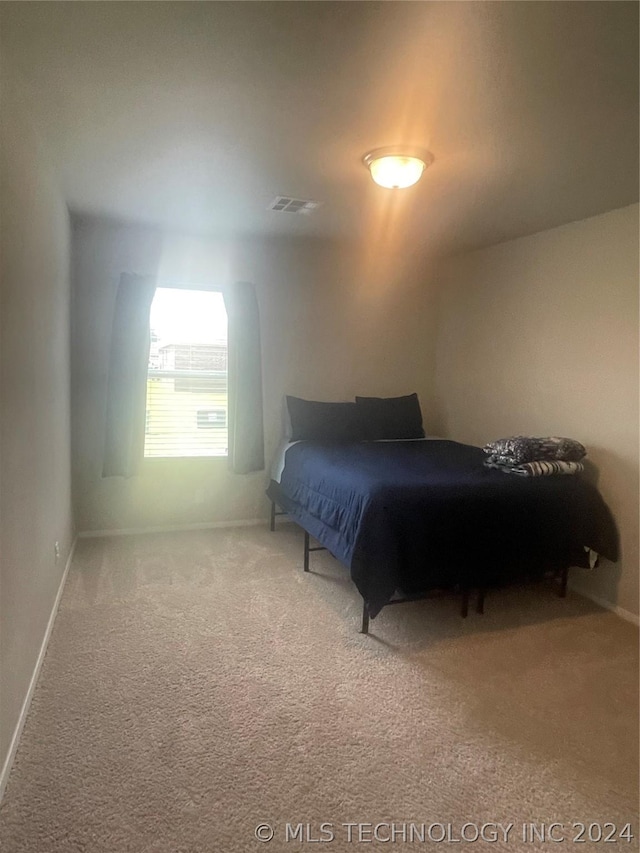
[570,580,639,626]
[0,536,77,803]
[77,517,287,538]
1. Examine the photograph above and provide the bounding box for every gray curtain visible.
[103,273,157,477]
[223,281,265,474]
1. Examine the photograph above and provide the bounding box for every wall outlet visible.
[54,541,60,562]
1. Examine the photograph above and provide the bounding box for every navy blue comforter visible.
[267,440,618,616]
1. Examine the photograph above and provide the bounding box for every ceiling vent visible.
[268,196,320,215]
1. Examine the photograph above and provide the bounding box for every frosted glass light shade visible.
[363,148,433,189]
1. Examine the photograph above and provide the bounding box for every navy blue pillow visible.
[355,394,425,440]
[286,396,365,442]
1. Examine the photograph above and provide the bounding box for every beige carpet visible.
[0,524,638,852]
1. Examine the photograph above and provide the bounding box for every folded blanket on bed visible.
[484,457,585,477]
[483,436,586,465]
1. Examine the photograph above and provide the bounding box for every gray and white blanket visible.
[483,436,586,476]
[484,457,585,477]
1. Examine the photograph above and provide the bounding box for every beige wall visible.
[71,217,438,533]
[434,205,639,616]
[0,89,74,772]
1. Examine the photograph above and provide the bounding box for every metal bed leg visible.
[269,500,276,532]
[476,588,485,614]
[360,602,370,635]
[460,587,469,618]
[303,530,310,572]
[559,567,568,598]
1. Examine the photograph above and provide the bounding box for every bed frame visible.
[271,499,533,634]
[269,499,569,634]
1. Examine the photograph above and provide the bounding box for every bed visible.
[266,437,618,632]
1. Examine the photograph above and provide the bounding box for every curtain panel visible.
[102,273,157,477]
[223,281,265,474]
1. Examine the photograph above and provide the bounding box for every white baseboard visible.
[571,585,639,627]
[0,536,77,803]
[77,517,290,538]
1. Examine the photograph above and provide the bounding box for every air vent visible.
[268,196,321,215]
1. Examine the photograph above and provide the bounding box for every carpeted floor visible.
[0,523,638,852]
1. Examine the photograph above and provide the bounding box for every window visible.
[144,288,228,458]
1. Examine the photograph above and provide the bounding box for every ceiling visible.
[2,1,638,255]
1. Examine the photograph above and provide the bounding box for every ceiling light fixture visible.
[363,147,434,189]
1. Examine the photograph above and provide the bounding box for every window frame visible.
[143,284,229,462]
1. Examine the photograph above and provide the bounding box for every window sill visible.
[143,455,228,463]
